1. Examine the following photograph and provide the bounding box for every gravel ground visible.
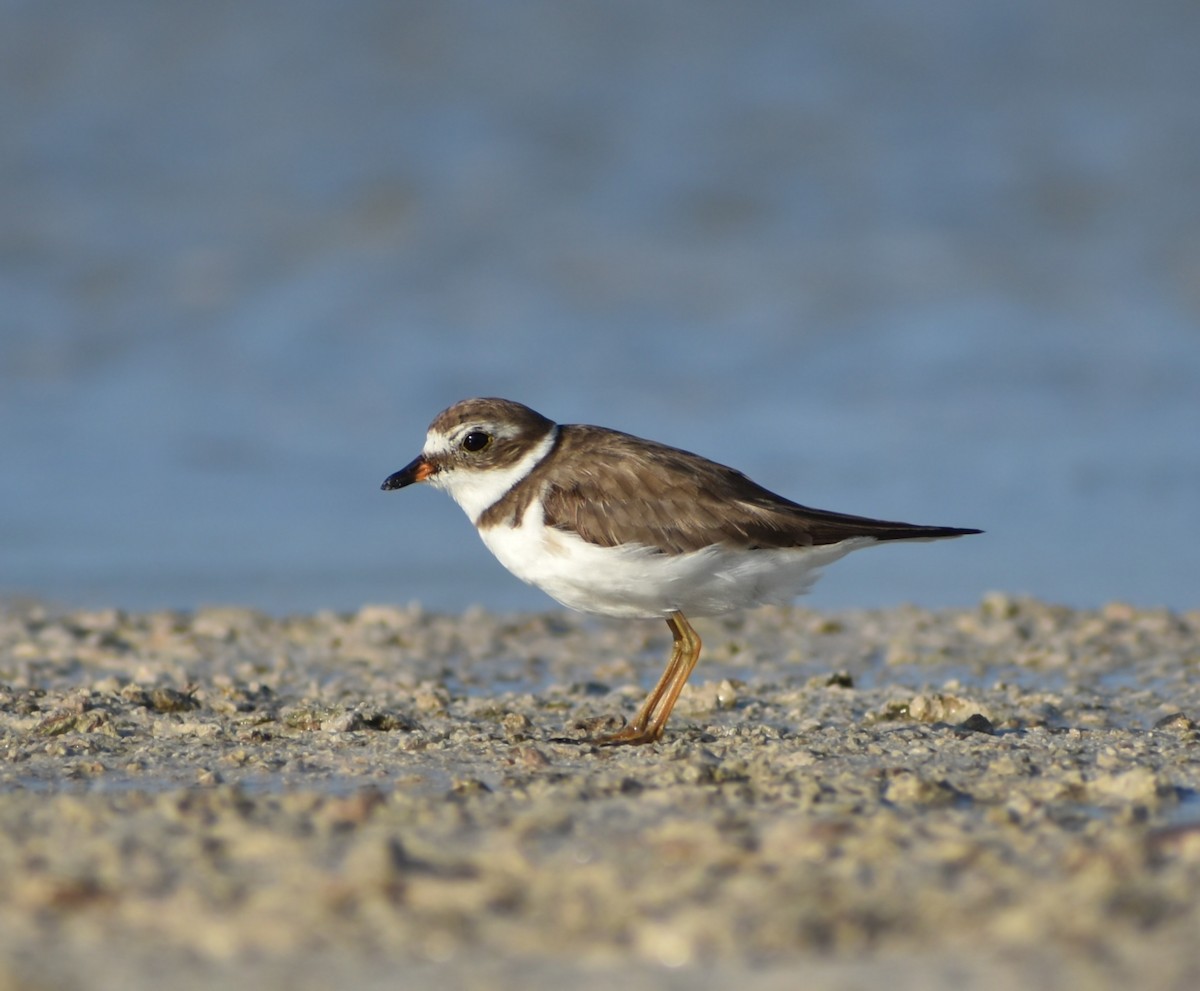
[2,595,1199,991]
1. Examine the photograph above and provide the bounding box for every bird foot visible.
[589,720,663,747]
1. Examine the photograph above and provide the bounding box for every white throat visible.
[430,426,558,524]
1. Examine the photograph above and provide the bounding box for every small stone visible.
[980,591,1019,619]
[908,693,985,724]
[514,745,551,768]
[961,713,995,734]
[413,687,450,713]
[326,710,366,733]
[884,769,964,806]
[1154,712,1194,731]
[147,687,200,713]
[502,711,533,740]
[684,678,740,712]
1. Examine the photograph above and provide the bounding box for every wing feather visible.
[537,426,979,553]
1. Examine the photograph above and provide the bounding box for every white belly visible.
[477,503,877,619]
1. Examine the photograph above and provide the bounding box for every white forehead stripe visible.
[422,429,456,458]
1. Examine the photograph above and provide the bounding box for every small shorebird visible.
[382,398,980,745]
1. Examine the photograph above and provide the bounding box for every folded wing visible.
[539,426,981,554]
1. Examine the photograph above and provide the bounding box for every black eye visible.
[461,430,491,452]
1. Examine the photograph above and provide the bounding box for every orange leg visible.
[593,611,702,746]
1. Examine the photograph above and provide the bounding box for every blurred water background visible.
[3,0,1198,615]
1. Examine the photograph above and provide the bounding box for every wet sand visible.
[2,596,1199,990]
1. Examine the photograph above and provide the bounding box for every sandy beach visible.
[2,596,1199,990]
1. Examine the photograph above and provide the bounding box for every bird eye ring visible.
[461,430,491,452]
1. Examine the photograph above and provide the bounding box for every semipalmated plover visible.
[383,398,980,745]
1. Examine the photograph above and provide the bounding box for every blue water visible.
[3,1,1198,614]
